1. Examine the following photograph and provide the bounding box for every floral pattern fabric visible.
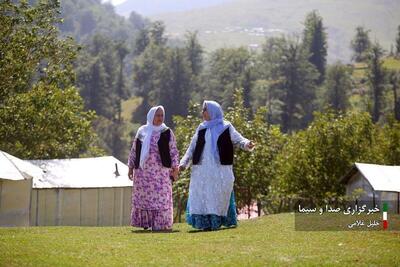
[128,130,179,230]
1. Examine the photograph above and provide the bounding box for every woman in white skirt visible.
[180,100,255,230]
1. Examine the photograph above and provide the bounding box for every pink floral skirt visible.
[131,205,173,230]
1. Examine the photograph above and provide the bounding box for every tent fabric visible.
[344,163,400,193]
[0,151,43,181]
[28,156,132,188]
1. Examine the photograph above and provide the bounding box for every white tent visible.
[341,162,400,213]
[28,156,133,226]
[0,151,43,227]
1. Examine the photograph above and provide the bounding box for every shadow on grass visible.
[188,226,237,233]
[131,229,181,234]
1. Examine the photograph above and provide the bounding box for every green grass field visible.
[383,57,400,70]
[1,213,399,266]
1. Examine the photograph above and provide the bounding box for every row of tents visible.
[1,150,399,227]
[0,150,132,227]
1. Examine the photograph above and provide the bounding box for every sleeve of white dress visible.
[179,131,198,168]
[229,124,253,152]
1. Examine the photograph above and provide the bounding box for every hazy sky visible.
[103,0,127,6]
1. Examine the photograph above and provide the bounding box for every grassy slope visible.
[349,57,400,112]
[152,0,400,62]
[1,213,399,266]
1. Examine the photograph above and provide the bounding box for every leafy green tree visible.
[0,84,99,159]
[377,117,400,165]
[367,42,387,123]
[273,37,319,132]
[273,111,381,201]
[76,34,130,160]
[389,70,400,121]
[204,47,254,108]
[303,10,327,84]
[396,25,400,58]
[323,63,353,113]
[160,47,193,125]
[133,28,150,56]
[132,23,195,126]
[0,0,100,159]
[351,26,371,62]
[184,31,203,76]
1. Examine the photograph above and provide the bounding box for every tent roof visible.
[341,162,400,192]
[0,151,44,181]
[28,156,132,189]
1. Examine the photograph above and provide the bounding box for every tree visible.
[367,42,387,123]
[0,0,100,159]
[128,11,147,31]
[133,28,150,56]
[378,117,400,165]
[351,26,371,62]
[149,21,167,46]
[323,63,353,113]
[302,10,327,84]
[204,47,254,108]
[184,31,203,76]
[389,70,400,121]
[160,47,193,125]
[273,37,319,132]
[132,25,195,125]
[396,25,400,58]
[273,111,381,201]
[76,34,131,160]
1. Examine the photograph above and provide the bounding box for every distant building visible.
[0,151,41,227]
[341,163,400,214]
[0,150,132,227]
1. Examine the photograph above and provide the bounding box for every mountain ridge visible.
[150,0,400,62]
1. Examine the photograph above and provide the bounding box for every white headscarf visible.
[197,100,231,160]
[135,106,168,169]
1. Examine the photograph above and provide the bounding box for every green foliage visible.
[261,36,319,132]
[323,63,353,113]
[388,70,400,121]
[367,42,387,123]
[396,25,400,58]
[0,0,76,101]
[0,83,99,159]
[184,31,203,76]
[376,116,400,165]
[132,22,194,126]
[204,47,255,109]
[351,26,372,62]
[302,10,327,84]
[76,34,132,161]
[272,111,381,201]
[0,0,100,159]
[59,0,148,43]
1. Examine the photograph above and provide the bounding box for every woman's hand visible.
[128,168,134,181]
[246,141,256,150]
[171,167,179,181]
[179,164,186,172]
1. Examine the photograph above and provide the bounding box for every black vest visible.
[134,128,172,169]
[193,127,233,165]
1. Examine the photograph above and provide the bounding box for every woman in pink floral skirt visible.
[127,106,179,231]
